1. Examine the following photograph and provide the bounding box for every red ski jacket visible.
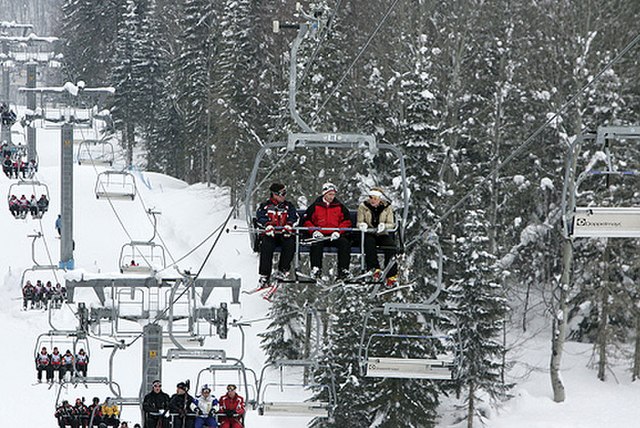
[303,196,352,235]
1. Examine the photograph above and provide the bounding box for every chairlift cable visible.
[407,31,640,250]
[313,0,401,121]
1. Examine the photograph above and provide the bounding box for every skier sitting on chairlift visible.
[75,348,89,377]
[55,400,77,428]
[38,194,49,215]
[29,194,39,217]
[9,195,20,217]
[302,182,353,280]
[255,182,298,288]
[193,385,219,428]
[217,384,244,428]
[2,155,12,177]
[357,186,398,287]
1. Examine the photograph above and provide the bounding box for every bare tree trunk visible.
[633,314,640,382]
[467,380,474,428]
[596,245,610,381]
[125,122,134,167]
[523,282,531,332]
[550,240,569,402]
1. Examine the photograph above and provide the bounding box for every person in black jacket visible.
[55,400,78,428]
[255,183,298,287]
[169,381,196,428]
[142,380,171,428]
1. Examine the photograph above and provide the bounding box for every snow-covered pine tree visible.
[173,0,215,183]
[132,0,176,173]
[110,0,145,166]
[309,286,376,428]
[259,284,309,362]
[59,0,122,85]
[448,209,509,427]
[210,0,263,197]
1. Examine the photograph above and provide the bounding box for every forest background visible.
[2,1,640,427]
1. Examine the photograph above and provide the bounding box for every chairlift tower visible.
[19,83,115,269]
[0,25,60,151]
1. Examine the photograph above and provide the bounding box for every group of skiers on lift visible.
[22,279,67,310]
[256,181,399,289]
[143,380,245,428]
[2,153,37,179]
[54,396,125,428]
[36,346,89,384]
[9,193,49,218]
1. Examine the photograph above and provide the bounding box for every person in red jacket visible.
[302,182,352,279]
[217,384,245,428]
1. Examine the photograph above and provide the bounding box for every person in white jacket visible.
[356,186,398,286]
[194,385,219,428]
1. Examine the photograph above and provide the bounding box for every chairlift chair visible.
[21,266,66,309]
[119,241,166,274]
[244,137,409,273]
[564,126,640,238]
[256,359,336,419]
[8,179,50,219]
[34,330,90,375]
[95,170,137,200]
[190,357,258,412]
[77,138,115,166]
[358,303,461,381]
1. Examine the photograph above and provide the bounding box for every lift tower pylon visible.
[19,83,114,269]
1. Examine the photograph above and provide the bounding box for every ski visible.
[374,283,414,297]
[242,284,273,296]
[262,284,280,301]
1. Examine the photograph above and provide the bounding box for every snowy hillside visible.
[1,123,639,427]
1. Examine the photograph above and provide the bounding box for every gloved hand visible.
[330,231,340,241]
[225,410,235,417]
[312,231,323,239]
[265,224,275,237]
[358,222,368,232]
[377,223,386,233]
[283,224,294,237]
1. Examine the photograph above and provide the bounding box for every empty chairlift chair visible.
[95,171,137,200]
[358,303,461,381]
[77,138,115,166]
[564,126,640,238]
[257,359,336,419]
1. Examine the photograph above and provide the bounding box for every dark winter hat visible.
[152,380,161,387]
[226,384,237,391]
[93,397,100,403]
[322,182,337,196]
[269,183,286,195]
[176,382,187,390]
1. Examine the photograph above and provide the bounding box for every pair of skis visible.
[242,277,303,301]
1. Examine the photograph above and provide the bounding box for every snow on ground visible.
[1,123,639,427]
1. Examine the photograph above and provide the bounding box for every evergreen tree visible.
[448,209,509,427]
[173,0,215,182]
[59,0,122,85]
[259,284,308,361]
[110,0,144,165]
